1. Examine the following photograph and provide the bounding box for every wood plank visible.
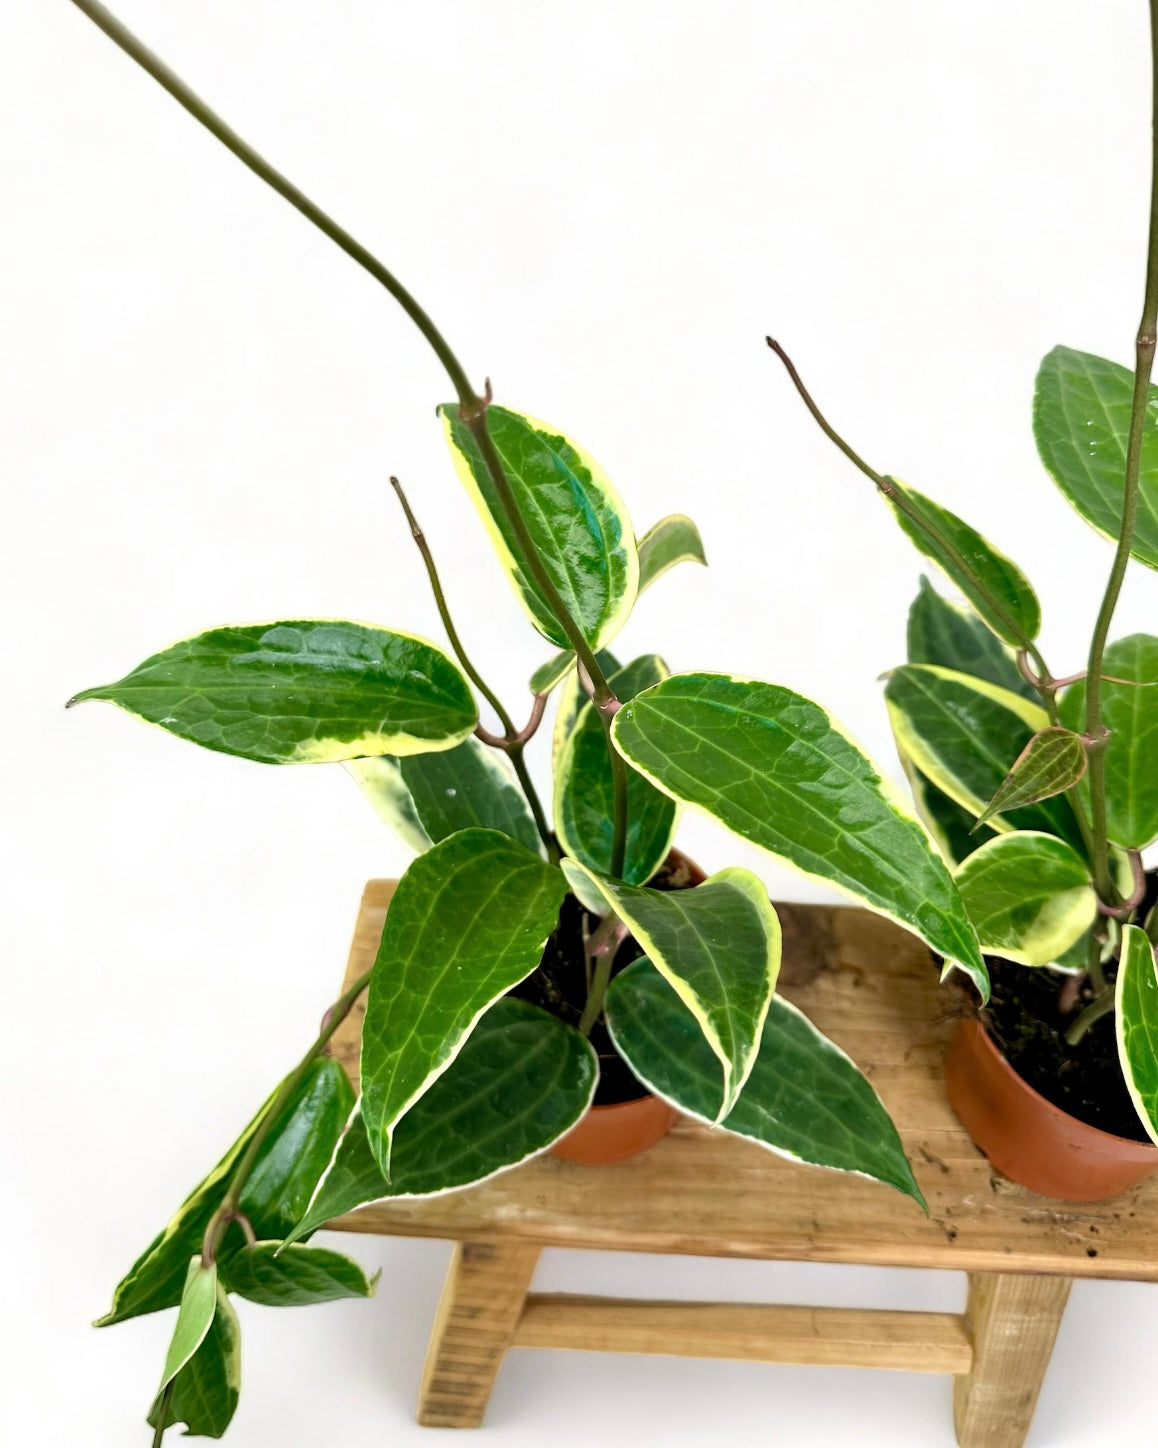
[512,1295,973,1374]
[417,1239,541,1428]
[329,881,1158,1282]
[953,1272,1071,1448]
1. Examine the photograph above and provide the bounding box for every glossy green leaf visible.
[346,737,542,856]
[290,999,596,1239]
[611,672,986,997]
[887,482,1041,644]
[96,1058,354,1327]
[551,648,620,775]
[440,404,638,649]
[976,727,1088,830]
[884,665,1085,852]
[1059,635,1158,848]
[1033,347,1158,571]
[361,830,567,1173]
[907,576,1034,699]
[954,831,1096,967]
[1116,925,1158,1145]
[70,622,477,764]
[637,514,707,592]
[148,1284,240,1440]
[555,655,678,884]
[158,1260,218,1394]
[566,862,779,1118]
[606,961,924,1207]
[898,750,994,868]
[224,1243,377,1306]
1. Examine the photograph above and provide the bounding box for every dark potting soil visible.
[983,956,1150,1142]
[510,849,700,1106]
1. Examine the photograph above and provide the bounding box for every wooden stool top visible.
[326,880,1158,1283]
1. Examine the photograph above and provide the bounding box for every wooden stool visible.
[326,882,1158,1447]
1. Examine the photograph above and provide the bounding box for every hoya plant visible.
[764,2,1158,1150]
[66,2,990,1440]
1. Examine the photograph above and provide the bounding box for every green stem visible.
[151,1383,175,1448]
[577,910,625,1035]
[1065,983,1117,1046]
[599,710,629,878]
[389,478,556,859]
[69,0,622,842]
[1084,0,1158,906]
[201,968,371,1264]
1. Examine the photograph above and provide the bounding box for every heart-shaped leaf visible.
[361,830,567,1174]
[884,665,1085,852]
[70,622,478,764]
[1059,634,1158,849]
[976,727,1088,829]
[954,831,1096,967]
[148,1283,240,1440]
[347,737,543,856]
[887,482,1041,645]
[440,404,637,650]
[1033,347,1158,571]
[611,672,986,997]
[637,513,707,591]
[224,1243,378,1306]
[555,655,678,884]
[565,861,780,1118]
[606,960,924,1207]
[96,1058,354,1327]
[1116,924,1158,1144]
[289,998,596,1239]
[907,576,1035,699]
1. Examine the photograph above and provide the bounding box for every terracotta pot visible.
[945,1018,1158,1202]
[549,1091,679,1165]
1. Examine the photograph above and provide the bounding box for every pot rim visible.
[965,1016,1158,1157]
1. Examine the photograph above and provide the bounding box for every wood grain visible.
[953,1272,1072,1448]
[328,881,1158,1283]
[513,1295,973,1374]
[416,1240,540,1429]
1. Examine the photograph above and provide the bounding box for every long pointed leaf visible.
[606,960,924,1207]
[224,1243,378,1306]
[96,1058,354,1326]
[360,830,566,1174]
[71,621,478,764]
[565,861,779,1118]
[611,672,986,997]
[887,484,1040,645]
[440,404,638,649]
[1033,347,1158,571]
[148,1284,240,1440]
[290,998,596,1238]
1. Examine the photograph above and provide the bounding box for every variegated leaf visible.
[975,727,1087,829]
[1116,924,1158,1144]
[954,831,1096,967]
[360,830,567,1174]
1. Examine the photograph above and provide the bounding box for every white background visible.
[4,1,1158,1443]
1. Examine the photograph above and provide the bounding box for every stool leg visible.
[953,1272,1071,1448]
[417,1239,541,1428]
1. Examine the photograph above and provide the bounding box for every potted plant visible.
[62,2,1001,1440]
[762,8,1158,1202]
